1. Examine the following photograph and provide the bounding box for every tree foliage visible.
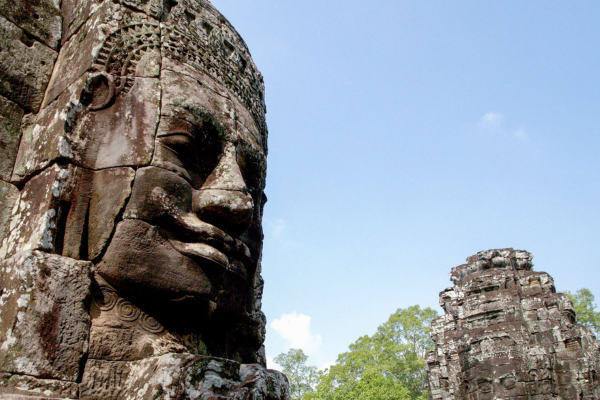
[307,305,438,400]
[274,348,321,400]
[274,293,598,399]
[565,288,600,336]
[305,369,411,400]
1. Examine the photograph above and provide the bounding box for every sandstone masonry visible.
[0,0,289,398]
[427,249,600,400]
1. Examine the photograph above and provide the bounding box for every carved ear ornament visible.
[87,23,161,110]
[84,72,115,111]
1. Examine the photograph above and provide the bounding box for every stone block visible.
[0,372,78,399]
[61,0,103,45]
[0,251,92,381]
[4,163,135,263]
[87,168,135,260]
[80,354,290,400]
[0,181,19,258]
[62,0,166,48]
[1,164,78,259]
[0,0,61,50]
[11,77,88,183]
[12,72,159,182]
[0,15,57,112]
[43,2,155,108]
[0,96,24,181]
[74,77,161,170]
[159,66,236,134]
[61,167,136,261]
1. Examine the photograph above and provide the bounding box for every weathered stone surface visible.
[80,354,290,400]
[61,0,103,45]
[0,96,24,181]
[12,77,159,183]
[88,274,200,362]
[1,164,78,259]
[42,2,156,109]
[60,167,135,261]
[160,0,267,139]
[0,0,285,397]
[0,251,92,381]
[88,168,135,259]
[12,75,160,182]
[0,372,79,399]
[76,77,161,169]
[62,0,165,47]
[61,0,167,49]
[160,64,236,135]
[427,249,600,400]
[0,0,62,50]
[0,181,19,257]
[11,77,88,183]
[5,163,132,260]
[97,218,214,308]
[0,15,57,112]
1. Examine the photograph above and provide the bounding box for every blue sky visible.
[210,0,600,369]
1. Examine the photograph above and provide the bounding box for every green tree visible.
[274,348,321,400]
[565,288,600,335]
[310,305,438,400]
[305,369,410,400]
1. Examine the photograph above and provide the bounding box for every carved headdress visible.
[89,0,267,138]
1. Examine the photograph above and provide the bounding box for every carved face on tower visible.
[97,57,268,321]
[5,0,268,363]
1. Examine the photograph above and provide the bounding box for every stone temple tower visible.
[427,249,600,400]
[0,0,290,398]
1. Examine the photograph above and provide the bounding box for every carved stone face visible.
[0,0,269,365]
[96,60,266,323]
[0,2,296,397]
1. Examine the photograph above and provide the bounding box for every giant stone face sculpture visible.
[427,249,600,400]
[0,0,289,398]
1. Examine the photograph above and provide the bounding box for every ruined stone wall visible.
[0,1,289,399]
[427,249,600,400]
[0,0,59,253]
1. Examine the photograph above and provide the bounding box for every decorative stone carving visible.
[0,0,288,398]
[427,249,600,400]
[79,354,290,400]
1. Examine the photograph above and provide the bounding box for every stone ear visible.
[83,72,115,111]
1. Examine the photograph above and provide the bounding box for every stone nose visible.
[193,143,254,237]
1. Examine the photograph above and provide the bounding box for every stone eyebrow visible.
[166,101,226,133]
[156,117,196,139]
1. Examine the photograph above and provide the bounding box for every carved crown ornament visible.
[86,19,267,136]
